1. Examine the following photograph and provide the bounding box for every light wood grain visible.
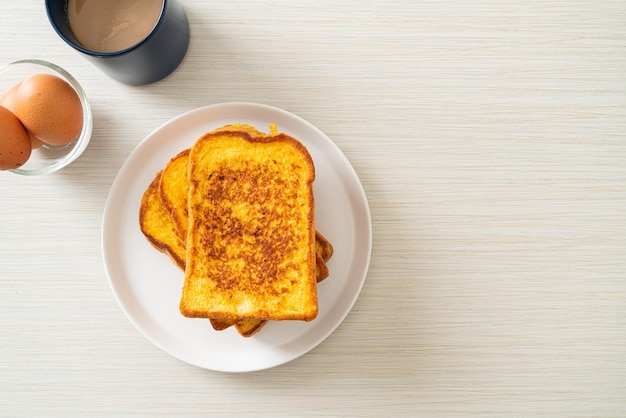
[1,1,625,416]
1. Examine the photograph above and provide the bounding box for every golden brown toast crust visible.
[139,172,186,270]
[139,124,332,337]
[181,131,317,321]
[235,319,268,338]
[315,231,334,263]
[159,149,191,238]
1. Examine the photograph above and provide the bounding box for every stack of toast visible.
[139,124,333,337]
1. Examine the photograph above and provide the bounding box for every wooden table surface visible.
[1,1,625,416]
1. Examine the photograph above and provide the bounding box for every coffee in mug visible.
[46,0,190,85]
[67,0,163,53]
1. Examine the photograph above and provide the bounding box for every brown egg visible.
[0,82,44,149]
[14,74,83,146]
[0,105,32,170]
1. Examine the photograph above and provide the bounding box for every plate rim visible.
[101,101,372,372]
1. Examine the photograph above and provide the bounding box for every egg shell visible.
[14,74,83,146]
[0,82,44,149]
[0,105,32,170]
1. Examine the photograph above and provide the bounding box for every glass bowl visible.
[0,59,92,175]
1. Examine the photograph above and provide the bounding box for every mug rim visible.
[44,0,167,57]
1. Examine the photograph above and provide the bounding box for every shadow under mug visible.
[45,0,190,85]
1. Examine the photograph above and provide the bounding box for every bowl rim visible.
[0,59,93,176]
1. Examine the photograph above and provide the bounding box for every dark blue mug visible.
[45,0,190,85]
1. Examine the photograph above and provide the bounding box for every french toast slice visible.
[156,143,323,330]
[315,231,334,263]
[139,171,186,270]
[234,319,268,338]
[180,130,317,321]
[140,124,332,337]
[159,124,273,239]
[159,149,191,238]
[140,165,332,334]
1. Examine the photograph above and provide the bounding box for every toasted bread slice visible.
[159,125,272,239]
[159,149,191,238]
[140,168,329,332]
[234,319,268,338]
[140,124,331,336]
[139,171,186,270]
[315,231,334,262]
[144,127,333,334]
[180,131,317,321]
[140,173,329,335]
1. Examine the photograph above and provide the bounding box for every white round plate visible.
[101,102,372,372]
